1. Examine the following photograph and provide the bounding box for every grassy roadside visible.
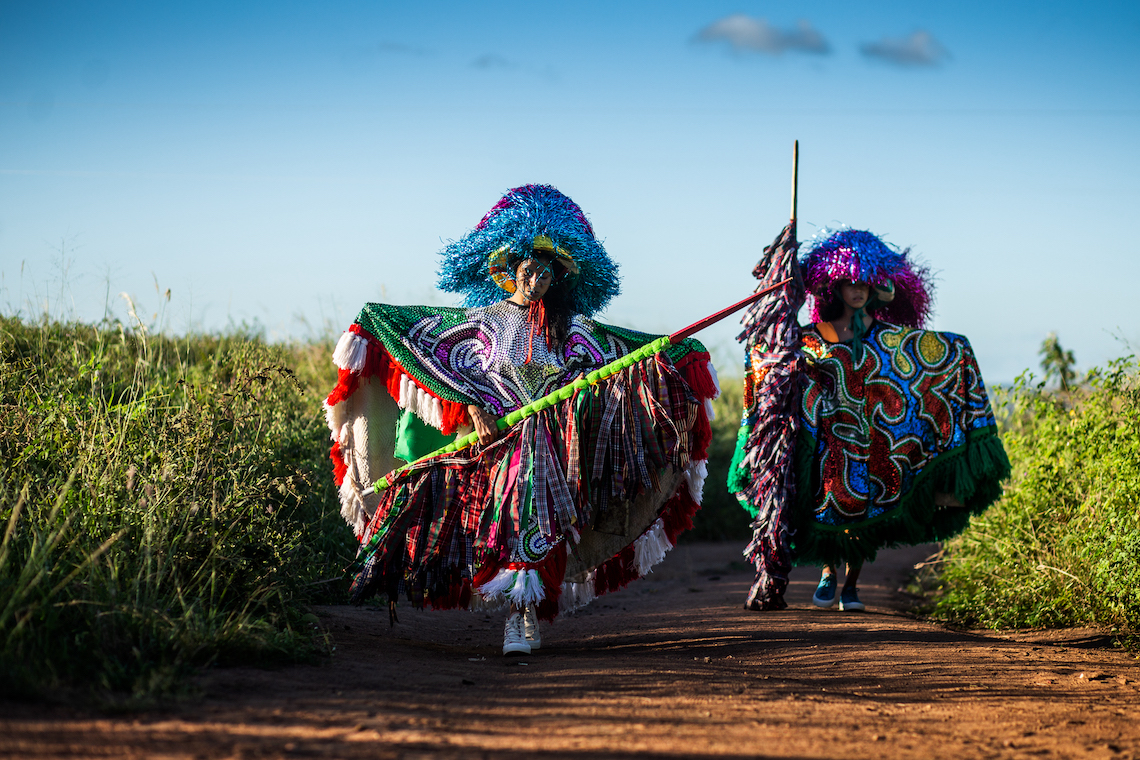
[7,307,1134,697]
[0,313,753,697]
[0,316,355,698]
[927,358,1140,641]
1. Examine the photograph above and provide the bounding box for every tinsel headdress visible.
[437,184,620,317]
[798,227,933,328]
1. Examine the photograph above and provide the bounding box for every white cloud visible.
[471,54,517,70]
[860,30,950,67]
[694,14,830,56]
[339,42,429,72]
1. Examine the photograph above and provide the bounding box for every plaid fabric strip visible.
[350,336,717,608]
[591,377,624,482]
[423,468,460,562]
[531,419,554,538]
[509,420,534,537]
[604,379,627,498]
[625,366,655,493]
[562,392,582,504]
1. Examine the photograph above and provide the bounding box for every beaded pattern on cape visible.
[799,322,995,526]
[354,301,698,415]
[427,300,621,415]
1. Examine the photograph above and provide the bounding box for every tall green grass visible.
[17,305,1132,695]
[930,357,1140,637]
[0,316,355,697]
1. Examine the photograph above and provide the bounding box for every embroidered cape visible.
[326,301,719,621]
[728,227,1009,609]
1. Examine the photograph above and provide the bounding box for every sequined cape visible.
[324,301,719,621]
[733,320,1010,570]
[351,300,704,416]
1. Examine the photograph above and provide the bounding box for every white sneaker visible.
[502,612,531,656]
[523,605,541,650]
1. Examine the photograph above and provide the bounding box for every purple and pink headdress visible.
[798,227,934,327]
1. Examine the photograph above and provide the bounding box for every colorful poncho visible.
[728,228,1010,609]
[326,301,719,621]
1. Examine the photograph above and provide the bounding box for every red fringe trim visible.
[534,545,568,622]
[325,324,470,436]
[691,402,711,461]
[472,555,505,590]
[427,576,474,612]
[330,441,348,487]
[590,482,701,601]
[661,483,700,546]
[677,351,718,401]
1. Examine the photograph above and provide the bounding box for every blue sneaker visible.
[812,574,837,607]
[839,586,865,611]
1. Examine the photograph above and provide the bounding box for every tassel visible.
[633,518,672,576]
[478,568,549,607]
[684,459,709,503]
[332,330,369,372]
[476,567,518,601]
[524,299,548,364]
[338,477,368,538]
[507,569,547,606]
[559,574,597,613]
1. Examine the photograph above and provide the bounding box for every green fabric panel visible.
[725,425,754,504]
[394,409,455,463]
[788,426,1011,567]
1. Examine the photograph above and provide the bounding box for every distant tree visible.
[1039,332,1077,391]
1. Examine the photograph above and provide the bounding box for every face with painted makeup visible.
[509,255,555,305]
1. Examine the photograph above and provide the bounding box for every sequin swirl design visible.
[353,301,698,417]
[800,322,996,526]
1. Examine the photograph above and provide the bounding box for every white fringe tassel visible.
[684,459,708,504]
[633,518,672,577]
[476,568,546,607]
[704,360,721,421]
[332,331,369,372]
[398,373,445,430]
[559,571,597,614]
[339,477,369,537]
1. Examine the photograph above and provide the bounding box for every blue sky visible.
[2,1,1138,382]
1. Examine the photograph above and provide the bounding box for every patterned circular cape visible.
[727,226,1010,609]
[325,301,720,621]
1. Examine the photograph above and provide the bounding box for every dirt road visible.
[3,542,1140,759]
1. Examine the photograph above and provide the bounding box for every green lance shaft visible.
[365,277,791,495]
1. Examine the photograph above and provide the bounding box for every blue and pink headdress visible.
[799,228,934,328]
[437,184,621,317]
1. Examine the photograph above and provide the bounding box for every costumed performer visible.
[728,225,1010,612]
[325,184,720,655]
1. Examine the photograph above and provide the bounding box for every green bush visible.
[0,316,355,697]
[931,357,1140,636]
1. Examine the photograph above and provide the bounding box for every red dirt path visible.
[3,542,1140,759]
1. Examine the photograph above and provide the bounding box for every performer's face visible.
[838,280,870,310]
[515,256,554,303]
